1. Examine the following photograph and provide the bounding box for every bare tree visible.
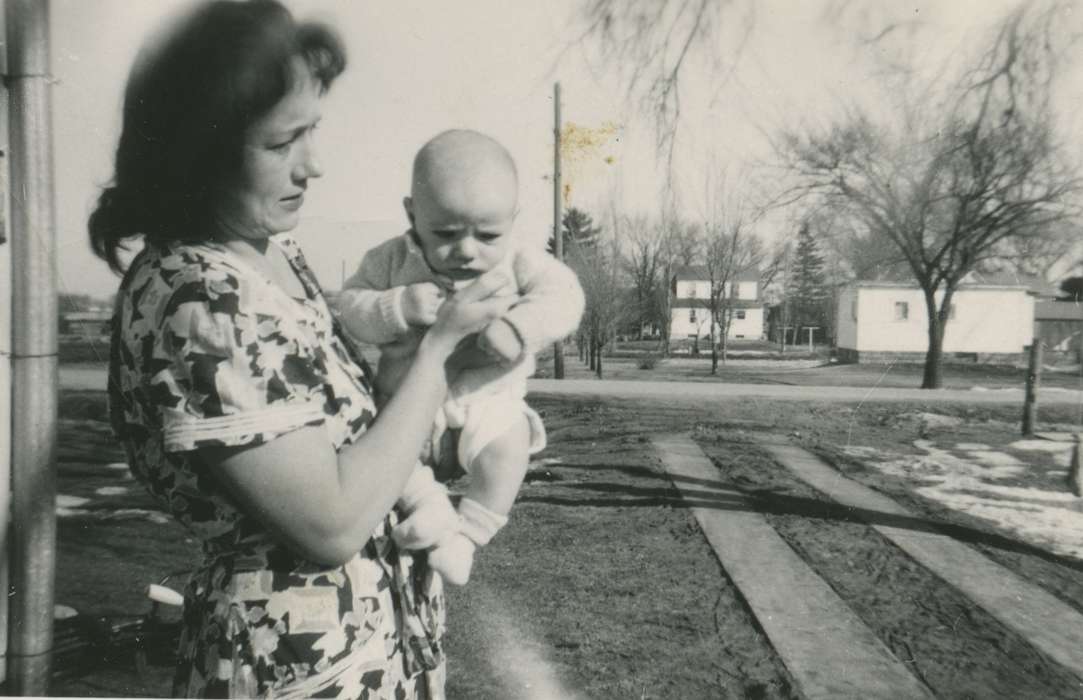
[668,219,702,267]
[575,0,754,170]
[620,213,685,353]
[781,5,1080,388]
[692,167,765,373]
[569,234,630,378]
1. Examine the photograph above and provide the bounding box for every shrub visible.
[637,353,659,370]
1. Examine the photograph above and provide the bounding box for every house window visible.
[735,310,746,320]
[689,309,697,323]
[894,301,909,321]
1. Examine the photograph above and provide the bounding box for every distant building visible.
[669,265,765,342]
[835,281,1034,364]
[59,310,111,337]
[1034,300,1083,362]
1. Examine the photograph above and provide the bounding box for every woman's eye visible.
[269,139,293,152]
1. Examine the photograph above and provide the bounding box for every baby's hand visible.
[401,282,445,326]
[477,319,523,363]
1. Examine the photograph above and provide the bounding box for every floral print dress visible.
[108,234,445,699]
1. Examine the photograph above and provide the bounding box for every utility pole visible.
[551,82,565,379]
[6,0,58,694]
[779,243,790,353]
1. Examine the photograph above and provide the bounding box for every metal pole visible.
[6,0,57,693]
[1022,339,1042,436]
[551,82,564,379]
[0,5,11,682]
[0,28,9,682]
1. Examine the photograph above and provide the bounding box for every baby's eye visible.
[432,229,458,240]
[477,232,501,243]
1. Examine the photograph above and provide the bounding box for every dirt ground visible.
[49,389,1083,698]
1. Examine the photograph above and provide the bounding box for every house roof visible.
[846,281,1030,292]
[1035,300,1083,321]
[673,265,760,283]
[964,270,1060,298]
[845,273,1056,296]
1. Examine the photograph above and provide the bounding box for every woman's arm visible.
[202,274,512,565]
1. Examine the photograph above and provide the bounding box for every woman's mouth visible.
[280,193,305,211]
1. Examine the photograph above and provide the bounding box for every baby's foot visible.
[392,492,459,550]
[428,533,477,586]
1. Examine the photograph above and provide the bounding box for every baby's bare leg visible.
[428,414,531,585]
[466,412,531,516]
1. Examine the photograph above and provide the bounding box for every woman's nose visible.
[295,134,323,180]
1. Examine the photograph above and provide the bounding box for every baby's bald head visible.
[410,129,519,217]
[404,130,521,281]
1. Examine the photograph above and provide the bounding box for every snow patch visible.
[95,486,129,496]
[1010,440,1074,453]
[852,440,1083,560]
[54,605,78,620]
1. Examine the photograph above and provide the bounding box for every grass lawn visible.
[50,386,1083,698]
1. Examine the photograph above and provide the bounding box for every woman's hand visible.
[425,272,514,355]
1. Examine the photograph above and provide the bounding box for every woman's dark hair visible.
[89,0,346,273]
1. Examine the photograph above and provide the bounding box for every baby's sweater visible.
[336,232,585,402]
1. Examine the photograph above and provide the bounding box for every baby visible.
[336,129,584,584]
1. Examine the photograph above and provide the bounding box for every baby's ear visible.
[402,196,415,224]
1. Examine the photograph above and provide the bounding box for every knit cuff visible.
[380,286,410,335]
[496,317,532,356]
[457,498,508,547]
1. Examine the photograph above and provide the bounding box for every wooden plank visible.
[653,435,931,700]
[760,440,1083,680]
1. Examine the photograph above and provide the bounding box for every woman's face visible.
[218,62,324,241]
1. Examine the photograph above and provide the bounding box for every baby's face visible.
[408,167,518,283]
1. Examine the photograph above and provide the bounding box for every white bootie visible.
[427,498,508,586]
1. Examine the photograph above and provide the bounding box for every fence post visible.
[1022,340,1042,436]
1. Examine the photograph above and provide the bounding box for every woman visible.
[91,2,510,697]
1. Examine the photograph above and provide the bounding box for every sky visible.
[39,0,1083,299]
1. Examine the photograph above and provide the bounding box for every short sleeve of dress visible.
[147,261,329,453]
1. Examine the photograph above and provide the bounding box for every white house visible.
[836,281,1034,363]
[670,266,765,341]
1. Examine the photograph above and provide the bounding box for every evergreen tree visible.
[548,207,601,256]
[1060,276,1083,302]
[785,222,829,336]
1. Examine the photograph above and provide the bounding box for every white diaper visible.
[435,393,546,472]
